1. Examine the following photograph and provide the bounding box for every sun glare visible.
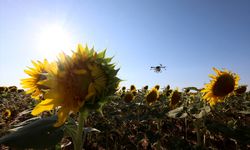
[36,24,73,60]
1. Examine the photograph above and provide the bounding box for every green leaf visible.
[193,110,206,119]
[64,116,77,136]
[238,110,250,114]
[205,119,250,144]
[167,106,184,118]
[10,117,40,130]
[204,106,211,113]
[84,127,101,133]
[0,115,64,149]
[179,112,188,118]
[183,86,200,92]
[233,126,250,145]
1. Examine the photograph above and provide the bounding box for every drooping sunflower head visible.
[164,85,172,97]
[145,88,159,105]
[31,44,120,127]
[21,59,52,100]
[169,89,182,109]
[201,67,240,106]
[123,92,134,103]
[130,85,136,91]
[143,85,148,91]
[154,85,160,90]
[235,85,247,95]
[0,87,7,93]
[130,85,137,96]
[122,86,126,91]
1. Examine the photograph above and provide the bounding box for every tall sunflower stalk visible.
[21,44,120,150]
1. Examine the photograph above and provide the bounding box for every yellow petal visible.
[24,69,36,76]
[54,108,69,127]
[85,83,96,100]
[31,94,40,100]
[212,67,221,75]
[77,44,83,52]
[31,60,39,69]
[48,62,58,74]
[31,90,41,97]
[44,89,61,100]
[31,99,59,115]
[208,74,216,79]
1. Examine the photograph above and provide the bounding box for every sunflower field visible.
[0,44,250,150]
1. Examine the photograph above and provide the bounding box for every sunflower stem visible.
[75,111,85,150]
[195,120,201,147]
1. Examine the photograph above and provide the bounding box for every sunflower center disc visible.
[212,74,235,97]
[171,91,181,106]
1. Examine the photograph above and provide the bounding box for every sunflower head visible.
[0,87,7,93]
[164,85,172,97]
[154,85,160,90]
[130,85,136,91]
[143,85,148,91]
[8,86,17,92]
[123,92,134,103]
[145,88,159,104]
[31,44,120,127]
[21,59,52,100]
[201,67,240,106]
[122,86,126,91]
[2,109,11,119]
[169,89,181,109]
[184,88,190,93]
[130,85,137,96]
[235,85,247,95]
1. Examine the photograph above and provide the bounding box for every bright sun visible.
[36,24,73,60]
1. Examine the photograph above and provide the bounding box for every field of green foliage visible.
[1,85,249,150]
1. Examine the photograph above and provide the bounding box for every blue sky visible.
[0,0,250,90]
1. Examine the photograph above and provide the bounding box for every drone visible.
[150,64,166,73]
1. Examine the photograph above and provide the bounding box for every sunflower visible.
[164,85,172,97]
[130,85,136,91]
[21,59,52,100]
[29,44,120,127]
[143,85,148,91]
[122,86,126,91]
[8,86,17,92]
[130,85,137,96]
[0,86,7,93]
[145,87,159,104]
[166,85,170,90]
[235,85,247,95]
[201,67,240,106]
[142,85,148,93]
[123,92,134,103]
[154,85,160,90]
[2,109,11,119]
[169,89,181,109]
